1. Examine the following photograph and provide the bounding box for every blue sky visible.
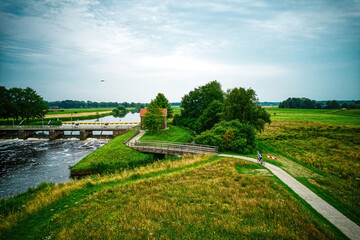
[0,0,359,102]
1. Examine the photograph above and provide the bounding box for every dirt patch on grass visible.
[44,111,112,118]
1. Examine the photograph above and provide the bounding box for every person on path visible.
[257,151,263,165]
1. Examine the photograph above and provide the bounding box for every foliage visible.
[70,131,154,176]
[223,87,271,132]
[195,120,256,153]
[150,93,173,118]
[45,100,145,109]
[140,125,194,142]
[142,104,165,132]
[324,100,341,109]
[112,105,127,117]
[194,99,223,132]
[279,97,322,109]
[175,81,223,131]
[0,86,47,120]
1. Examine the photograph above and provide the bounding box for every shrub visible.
[195,120,256,153]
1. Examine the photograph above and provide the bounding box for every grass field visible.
[256,108,360,225]
[70,131,154,176]
[171,106,181,115]
[140,125,194,142]
[0,155,344,239]
[266,108,360,126]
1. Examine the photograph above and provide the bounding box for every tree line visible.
[45,100,146,109]
[0,86,47,120]
[279,97,360,109]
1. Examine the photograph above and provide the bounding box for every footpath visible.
[218,154,360,240]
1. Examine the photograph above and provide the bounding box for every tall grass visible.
[257,120,360,224]
[1,157,341,239]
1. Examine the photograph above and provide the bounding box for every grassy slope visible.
[140,125,194,142]
[70,131,154,176]
[255,108,360,225]
[0,155,344,240]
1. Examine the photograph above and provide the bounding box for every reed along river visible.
[0,138,108,199]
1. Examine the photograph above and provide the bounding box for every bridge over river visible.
[126,130,218,155]
[0,125,139,140]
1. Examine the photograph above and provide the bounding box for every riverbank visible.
[70,130,154,177]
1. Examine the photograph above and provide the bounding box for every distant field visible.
[266,108,360,126]
[171,106,181,115]
[46,108,113,115]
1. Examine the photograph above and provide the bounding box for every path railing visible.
[128,140,218,155]
[123,130,140,144]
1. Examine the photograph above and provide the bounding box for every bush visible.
[195,120,255,153]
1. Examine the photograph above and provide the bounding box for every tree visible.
[325,100,341,109]
[2,87,47,120]
[143,104,164,132]
[150,93,173,118]
[194,100,223,132]
[223,87,270,132]
[195,120,256,153]
[176,81,223,130]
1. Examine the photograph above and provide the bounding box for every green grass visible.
[140,125,194,142]
[171,106,181,115]
[257,119,360,226]
[266,108,360,126]
[70,131,154,176]
[1,156,342,240]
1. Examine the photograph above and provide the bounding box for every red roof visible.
[140,108,167,117]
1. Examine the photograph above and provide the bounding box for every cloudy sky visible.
[0,0,359,103]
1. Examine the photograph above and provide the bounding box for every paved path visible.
[218,154,360,240]
[126,130,146,146]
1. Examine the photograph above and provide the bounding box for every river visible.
[0,113,141,199]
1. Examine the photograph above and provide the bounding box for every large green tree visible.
[0,86,47,120]
[176,81,224,131]
[223,87,270,132]
[150,93,173,118]
[143,104,164,132]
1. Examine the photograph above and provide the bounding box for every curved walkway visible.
[218,154,360,240]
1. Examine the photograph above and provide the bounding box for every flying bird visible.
[100,79,105,82]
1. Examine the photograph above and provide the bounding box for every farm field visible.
[0,155,343,239]
[46,108,114,115]
[257,108,360,225]
[265,108,360,126]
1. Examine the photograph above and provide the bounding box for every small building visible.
[140,108,167,129]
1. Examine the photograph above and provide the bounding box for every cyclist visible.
[257,151,264,165]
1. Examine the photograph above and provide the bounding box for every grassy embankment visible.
[140,125,194,142]
[70,130,154,176]
[255,108,360,225]
[0,154,345,239]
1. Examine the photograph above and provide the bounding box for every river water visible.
[0,113,141,199]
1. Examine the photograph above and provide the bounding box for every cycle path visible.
[218,154,360,240]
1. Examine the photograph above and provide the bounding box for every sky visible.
[0,0,359,103]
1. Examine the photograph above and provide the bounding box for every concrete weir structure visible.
[0,126,137,140]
